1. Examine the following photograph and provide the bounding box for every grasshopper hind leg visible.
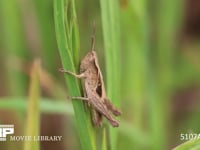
[104,98,122,116]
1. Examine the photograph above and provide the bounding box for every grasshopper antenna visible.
[91,22,96,51]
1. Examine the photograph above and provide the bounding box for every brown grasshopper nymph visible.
[59,30,122,127]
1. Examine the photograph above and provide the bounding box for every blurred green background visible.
[0,0,200,150]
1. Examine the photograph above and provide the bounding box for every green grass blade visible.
[120,1,149,149]
[0,98,74,115]
[24,60,41,150]
[150,0,186,149]
[100,0,121,149]
[54,0,95,150]
[173,139,200,150]
[0,0,29,96]
[34,0,58,74]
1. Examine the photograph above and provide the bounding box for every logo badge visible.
[0,125,14,141]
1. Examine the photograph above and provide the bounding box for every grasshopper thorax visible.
[80,51,97,73]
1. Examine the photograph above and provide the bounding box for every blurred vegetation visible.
[0,0,200,150]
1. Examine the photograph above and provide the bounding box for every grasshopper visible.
[59,29,122,127]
